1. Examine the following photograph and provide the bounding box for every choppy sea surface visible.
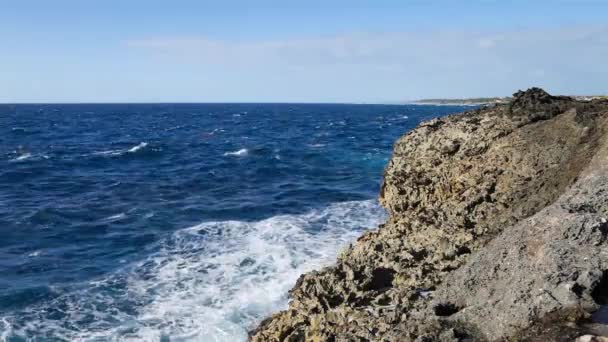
[0,103,468,341]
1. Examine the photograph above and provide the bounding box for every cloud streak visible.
[125,26,608,100]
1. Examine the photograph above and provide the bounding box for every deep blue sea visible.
[0,103,468,341]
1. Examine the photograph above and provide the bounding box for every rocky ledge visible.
[250,88,608,341]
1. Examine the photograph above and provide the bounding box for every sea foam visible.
[92,142,149,157]
[223,148,248,157]
[128,142,148,153]
[10,153,32,162]
[123,200,385,341]
[0,200,386,341]
[8,153,50,162]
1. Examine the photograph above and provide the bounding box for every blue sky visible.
[1,0,607,103]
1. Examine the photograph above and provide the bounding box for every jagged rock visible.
[249,89,608,341]
[507,87,573,122]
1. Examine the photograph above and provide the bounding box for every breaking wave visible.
[92,142,150,157]
[0,200,386,341]
[223,148,248,157]
[9,153,32,162]
[127,142,148,153]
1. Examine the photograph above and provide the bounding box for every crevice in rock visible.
[433,302,461,317]
[410,249,428,261]
[366,267,396,291]
[322,295,344,310]
[453,327,473,341]
[592,271,608,305]
[456,246,472,256]
[572,283,586,298]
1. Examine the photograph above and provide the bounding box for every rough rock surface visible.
[250,89,608,341]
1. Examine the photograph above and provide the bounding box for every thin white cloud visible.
[121,25,608,100]
[126,25,608,69]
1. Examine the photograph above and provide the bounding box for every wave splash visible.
[1,200,386,341]
[9,153,32,162]
[93,142,149,157]
[8,152,50,162]
[223,148,248,157]
[127,142,148,153]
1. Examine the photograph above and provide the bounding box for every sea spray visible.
[2,200,386,341]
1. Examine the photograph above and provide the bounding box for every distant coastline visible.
[412,95,607,106]
[413,97,510,106]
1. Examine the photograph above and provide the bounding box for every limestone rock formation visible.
[250,89,608,341]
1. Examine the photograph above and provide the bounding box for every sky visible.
[0,0,607,103]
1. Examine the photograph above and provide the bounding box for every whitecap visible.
[27,250,41,257]
[92,142,148,157]
[9,152,49,161]
[104,213,127,221]
[128,142,148,153]
[9,153,32,162]
[223,148,248,157]
[92,149,123,156]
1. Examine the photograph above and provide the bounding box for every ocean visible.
[0,103,468,341]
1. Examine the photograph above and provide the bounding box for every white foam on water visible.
[8,153,49,162]
[92,142,149,157]
[128,142,148,153]
[9,153,32,162]
[1,318,12,341]
[125,200,385,341]
[92,149,123,156]
[27,250,41,258]
[0,200,386,341]
[223,148,248,157]
[103,213,127,222]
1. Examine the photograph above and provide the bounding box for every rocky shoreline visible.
[250,88,608,341]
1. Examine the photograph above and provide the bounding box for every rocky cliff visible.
[250,88,608,341]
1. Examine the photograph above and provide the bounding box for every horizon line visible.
[0,101,445,106]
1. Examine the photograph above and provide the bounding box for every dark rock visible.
[508,87,574,122]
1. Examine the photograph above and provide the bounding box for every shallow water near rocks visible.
[0,103,468,341]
